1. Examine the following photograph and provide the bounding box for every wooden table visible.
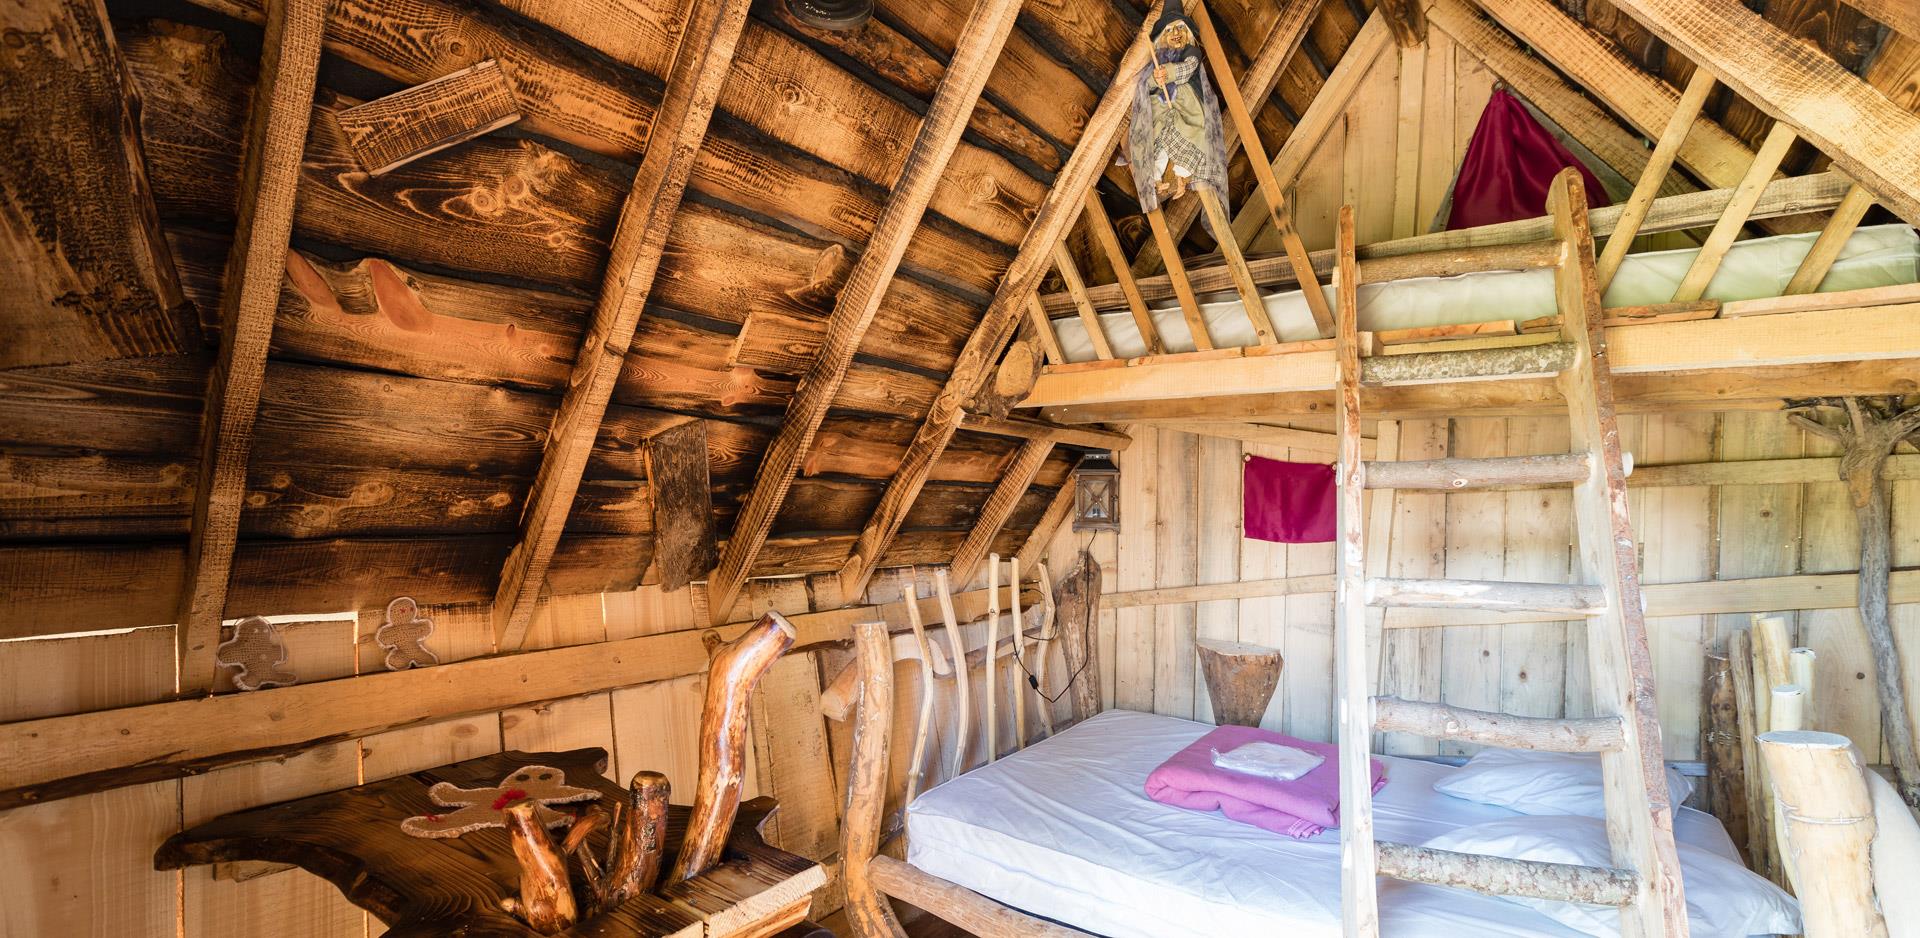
[154,748,826,937]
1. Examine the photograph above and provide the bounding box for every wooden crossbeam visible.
[335,60,520,175]
[948,439,1055,587]
[1081,191,1162,354]
[1671,123,1798,302]
[492,0,752,648]
[834,5,1163,602]
[1784,183,1876,295]
[1025,295,1068,364]
[1596,68,1716,291]
[1052,242,1115,359]
[959,412,1132,450]
[175,0,326,695]
[1131,0,1327,277]
[707,0,1024,621]
[1607,0,1920,225]
[1146,208,1215,349]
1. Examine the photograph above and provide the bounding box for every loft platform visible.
[154,748,826,938]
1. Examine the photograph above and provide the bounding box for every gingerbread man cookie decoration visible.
[376,596,438,670]
[401,765,601,839]
[214,616,297,691]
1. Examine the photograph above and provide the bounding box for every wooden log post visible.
[1728,630,1768,872]
[502,800,578,934]
[901,570,937,804]
[934,569,974,777]
[1375,843,1636,906]
[1703,652,1751,864]
[1031,561,1058,738]
[1195,639,1282,728]
[667,612,798,883]
[1759,731,1891,938]
[601,770,670,908]
[841,620,909,938]
[1787,397,1920,806]
[1054,549,1103,724]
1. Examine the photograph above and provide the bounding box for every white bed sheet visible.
[1051,223,1919,362]
[906,710,1745,938]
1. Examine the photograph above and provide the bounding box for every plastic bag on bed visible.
[1211,740,1326,781]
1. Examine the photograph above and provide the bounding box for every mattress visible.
[906,709,1745,938]
[1052,223,1920,361]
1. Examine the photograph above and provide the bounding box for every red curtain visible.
[1446,88,1611,230]
[1243,456,1335,544]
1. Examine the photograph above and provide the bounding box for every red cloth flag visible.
[1243,455,1335,544]
[1446,88,1611,230]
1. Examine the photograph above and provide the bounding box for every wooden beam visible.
[1387,569,1920,630]
[1784,183,1876,295]
[1842,0,1920,40]
[1131,0,1328,276]
[1374,0,1427,46]
[834,5,1162,601]
[1021,305,1920,408]
[334,59,520,175]
[0,0,194,371]
[1145,208,1215,349]
[1137,419,1379,456]
[948,439,1055,587]
[1606,0,1920,225]
[492,0,751,648]
[1081,191,1162,355]
[1052,242,1115,359]
[1025,294,1068,364]
[0,584,1021,811]
[1196,188,1280,343]
[706,0,1023,621]
[175,0,326,694]
[645,420,716,592]
[1597,68,1716,291]
[958,412,1132,450]
[1672,123,1798,302]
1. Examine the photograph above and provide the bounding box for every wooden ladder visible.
[1332,169,1690,938]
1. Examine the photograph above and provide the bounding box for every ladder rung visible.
[1375,842,1638,906]
[1360,342,1575,387]
[1372,696,1625,752]
[1364,453,1590,490]
[1365,577,1607,617]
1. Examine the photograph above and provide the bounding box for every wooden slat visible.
[334,59,520,174]
[1052,243,1115,360]
[1145,208,1215,350]
[1191,0,1333,337]
[1081,191,1162,355]
[1607,0,1920,225]
[1783,183,1876,295]
[949,440,1055,587]
[0,584,1020,810]
[1671,123,1799,303]
[175,0,326,695]
[1374,0,1427,46]
[1596,68,1716,291]
[833,6,1163,600]
[1842,0,1920,40]
[1195,188,1278,344]
[706,0,1022,620]
[492,0,752,649]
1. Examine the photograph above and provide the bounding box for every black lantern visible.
[1072,452,1120,532]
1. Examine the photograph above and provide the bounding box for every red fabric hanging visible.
[1243,455,1335,544]
[1446,88,1611,230]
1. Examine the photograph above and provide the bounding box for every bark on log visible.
[667,612,797,883]
[1364,453,1590,489]
[1053,549,1103,724]
[1372,696,1624,752]
[840,620,908,938]
[1374,842,1637,906]
[502,801,578,934]
[1759,731,1890,938]
[1360,342,1576,386]
[1703,652,1751,865]
[1196,639,1282,728]
[602,770,669,907]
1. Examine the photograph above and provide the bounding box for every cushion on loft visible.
[1446,88,1612,230]
[1420,815,1799,937]
[1433,748,1694,818]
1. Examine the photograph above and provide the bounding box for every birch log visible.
[1759,731,1889,938]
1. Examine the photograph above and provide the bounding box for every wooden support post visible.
[601,771,670,908]
[1195,639,1281,728]
[1703,652,1751,865]
[1785,183,1876,295]
[1759,731,1891,938]
[1082,191,1163,355]
[1026,295,1069,365]
[1195,188,1279,344]
[667,612,798,883]
[901,571,937,805]
[1053,243,1116,359]
[935,569,974,777]
[707,0,1024,620]
[1791,648,1817,727]
[175,0,326,695]
[494,0,751,648]
[503,800,578,934]
[1031,561,1058,737]
[1146,207,1216,350]
[1729,629,1768,870]
[1596,68,1715,292]
[1373,0,1427,46]
[840,620,908,938]
[1671,123,1798,303]
[1010,556,1028,749]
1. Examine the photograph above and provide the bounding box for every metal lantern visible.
[1071,452,1120,532]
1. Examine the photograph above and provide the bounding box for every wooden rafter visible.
[1081,190,1162,354]
[174,0,326,695]
[492,0,753,648]
[1374,0,1427,46]
[1131,0,1327,276]
[705,0,1024,621]
[1606,0,1920,225]
[1671,122,1798,302]
[949,439,1055,587]
[1842,0,1920,40]
[1785,183,1876,295]
[834,4,1164,602]
[1596,68,1716,291]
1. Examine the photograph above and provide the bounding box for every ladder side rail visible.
[1546,168,1691,938]
[1333,205,1380,938]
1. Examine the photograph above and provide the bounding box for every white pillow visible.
[1421,815,1798,937]
[1434,748,1694,818]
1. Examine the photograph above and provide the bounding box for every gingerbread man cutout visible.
[401,765,601,839]
[214,616,297,691]
[376,596,438,670]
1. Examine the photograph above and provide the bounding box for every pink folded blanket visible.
[1144,725,1387,838]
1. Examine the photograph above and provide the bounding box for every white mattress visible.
[1053,223,1920,361]
[906,710,1746,938]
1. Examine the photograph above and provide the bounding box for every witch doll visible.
[1125,0,1229,224]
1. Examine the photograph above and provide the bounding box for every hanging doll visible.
[1124,0,1229,223]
